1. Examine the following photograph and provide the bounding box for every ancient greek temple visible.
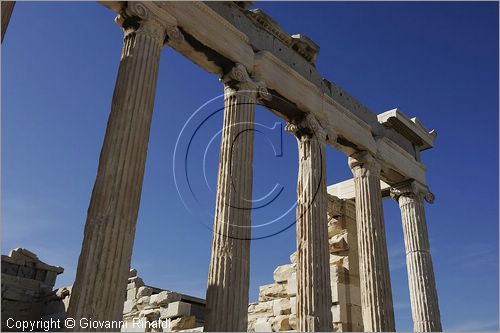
[2,1,441,332]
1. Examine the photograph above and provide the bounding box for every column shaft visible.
[394,183,441,331]
[1,1,15,42]
[66,16,165,330]
[289,116,333,332]
[349,152,395,331]
[204,74,256,332]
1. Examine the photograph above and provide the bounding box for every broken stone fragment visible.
[136,296,150,311]
[272,298,291,316]
[169,315,196,331]
[271,315,291,331]
[151,290,182,307]
[127,288,137,300]
[329,232,348,253]
[288,314,297,330]
[248,300,273,320]
[259,283,288,302]
[136,286,152,298]
[273,264,295,283]
[289,251,297,264]
[123,299,136,314]
[166,301,191,319]
[254,317,272,332]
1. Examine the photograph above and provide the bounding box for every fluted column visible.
[1,1,15,42]
[205,64,270,332]
[348,151,395,331]
[286,115,333,332]
[391,181,442,331]
[66,4,175,330]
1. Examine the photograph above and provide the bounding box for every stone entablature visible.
[100,1,435,186]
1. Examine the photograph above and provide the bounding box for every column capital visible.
[115,2,184,44]
[390,180,435,204]
[285,113,331,143]
[348,151,381,177]
[221,63,271,101]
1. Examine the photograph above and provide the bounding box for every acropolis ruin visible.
[1,1,442,332]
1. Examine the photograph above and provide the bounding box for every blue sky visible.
[2,1,498,331]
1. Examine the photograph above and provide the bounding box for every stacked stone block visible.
[1,248,65,331]
[121,270,205,332]
[247,196,363,332]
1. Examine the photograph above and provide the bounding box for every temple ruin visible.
[2,1,441,332]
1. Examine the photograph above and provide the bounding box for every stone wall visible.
[247,195,363,332]
[1,248,66,331]
[121,270,205,332]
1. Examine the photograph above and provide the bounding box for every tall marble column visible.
[205,64,270,332]
[1,1,15,42]
[391,181,442,332]
[348,151,395,331]
[286,115,333,332]
[66,4,173,329]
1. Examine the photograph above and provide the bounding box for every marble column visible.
[391,181,442,332]
[286,115,333,332]
[348,151,395,331]
[205,64,270,332]
[66,5,171,329]
[1,1,15,42]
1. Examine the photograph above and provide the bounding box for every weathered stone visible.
[248,300,273,320]
[151,291,182,307]
[271,315,291,331]
[273,264,295,283]
[127,288,137,301]
[289,252,297,264]
[254,317,272,332]
[272,298,291,316]
[286,274,297,297]
[290,297,297,315]
[136,286,152,298]
[136,296,150,311]
[169,316,196,331]
[329,232,348,253]
[66,7,166,326]
[166,301,191,319]
[258,283,288,302]
[391,180,442,331]
[129,276,145,288]
[129,268,137,278]
[288,314,297,330]
[204,65,258,332]
[123,300,136,314]
[287,115,333,332]
[349,151,395,331]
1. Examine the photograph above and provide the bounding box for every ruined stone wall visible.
[1,248,66,331]
[247,195,363,332]
[121,270,205,332]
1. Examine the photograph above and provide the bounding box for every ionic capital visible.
[390,180,435,204]
[348,151,381,177]
[115,2,183,43]
[221,64,271,101]
[285,114,330,143]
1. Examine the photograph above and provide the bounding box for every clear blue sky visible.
[2,2,498,331]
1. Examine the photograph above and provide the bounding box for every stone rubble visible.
[121,270,205,332]
[1,248,66,331]
[247,196,364,332]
